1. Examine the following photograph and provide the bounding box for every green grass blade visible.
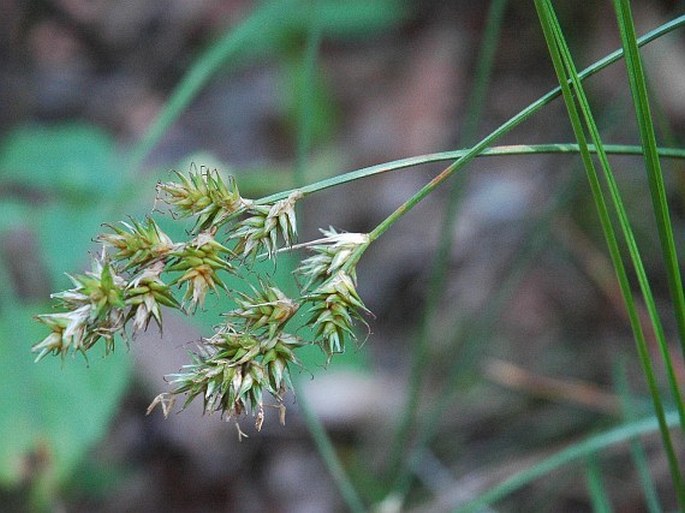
[612,0,685,362]
[614,360,664,513]
[125,0,295,176]
[385,0,508,489]
[259,144,685,204]
[543,2,685,434]
[393,163,584,500]
[452,410,680,513]
[257,15,685,222]
[586,456,614,513]
[294,0,323,187]
[534,1,685,505]
[291,4,368,509]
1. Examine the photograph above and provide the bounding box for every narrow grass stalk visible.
[120,0,294,196]
[614,360,663,513]
[586,456,614,513]
[293,380,366,513]
[290,4,367,509]
[294,0,323,187]
[262,144,685,205]
[385,0,508,487]
[255,15,685,239]
[546,2,685,431]
[535,0,685,505]
[392,165,584,499]
[452,410,680,513]
[363,15,685,240]
[259,14,685,207]
[543,0,685,433]
[612,0,685,360]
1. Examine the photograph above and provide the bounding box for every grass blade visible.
[586,456,614,513]
[126,0,295,176]
[612,0,685,362]
[293,379,366,513]
[385,0,509,489]
[260,143,685,204]
[258,15,685,216]
[614,360,664,513]
[452,410,680,513]
[534,0,685,505]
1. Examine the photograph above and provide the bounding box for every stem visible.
[258,15,685,229]
[613,0,685,362]
[536,1,685,506]
[295,0,323,188]
[453,410,680,513]
[293,380,367,513]
[258,143,685,205]
[384,0,508,487]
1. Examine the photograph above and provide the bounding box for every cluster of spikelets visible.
[33,165,370,432]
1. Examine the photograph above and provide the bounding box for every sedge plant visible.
[31,1,685,511]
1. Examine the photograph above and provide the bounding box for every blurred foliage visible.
[0,124,131,505]
[0,0,404,507]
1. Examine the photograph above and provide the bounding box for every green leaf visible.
[0,123,123,201]
[0,124,124,287]
[0,306,130,494]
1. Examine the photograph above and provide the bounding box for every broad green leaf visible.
[0,123,122,200]
[0,306,130,490]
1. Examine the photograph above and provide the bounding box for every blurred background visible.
[1,0,684,512]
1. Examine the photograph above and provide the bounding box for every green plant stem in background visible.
[126,0,293,173]
[545,0,685,430]
[384,0,508,488]
[293,380,366,513]
[274,15,684,242]
[257,13,685,207]
[535,0,685,506]
[259,144,685,207]
[614,360,663,513]
[290,3,362,509]
[546,2,685,432]
[393,162,584,500]
[586,456,614,513]
[613,0,685,361]
[452,410,680,513]
[295,0,323,187]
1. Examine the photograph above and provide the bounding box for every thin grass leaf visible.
[392,163,585,502]
[534,0,685,505]
[612,0,685,362]
[586,456,614,513]
[385,0,509,489]
[290,3,367,507]
[543,0,685,434]
[294,0,323,188]
[125,0,296,178]
[614,360,663,513]
[263,144,685,205]
[452,410,680,513]
[259,15,685,206]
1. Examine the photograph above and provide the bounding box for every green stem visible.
[586,456,614,513]
[536,1,685,506]
[614,360,663,513]
[293,379,366,513]
[385,0,508,486]
[339,15,684,240]
[453,410,680,513]
[613,0,685,363]
[259,143,685,205]
[294,0,323,187]
[253,15,685,232]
